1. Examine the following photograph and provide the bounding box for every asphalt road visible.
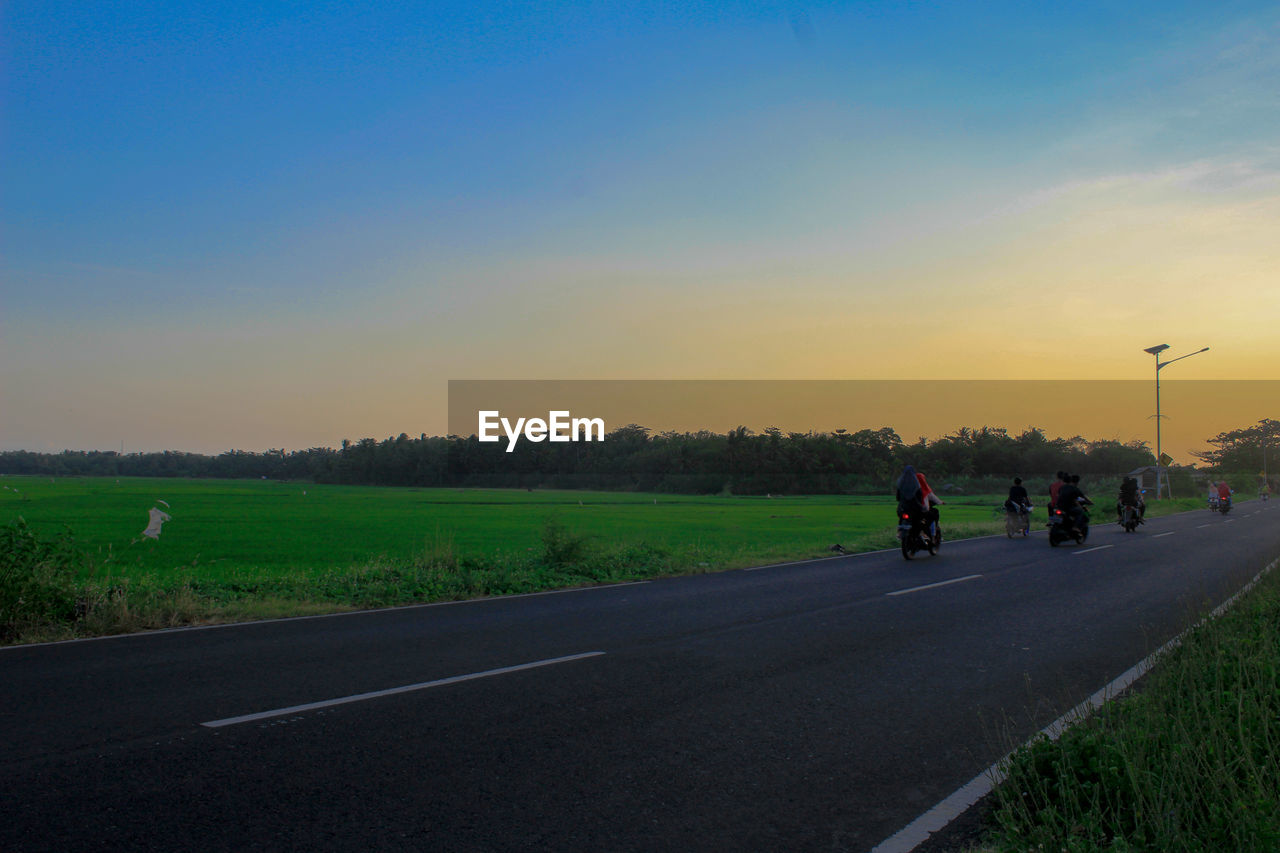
[3,501,1278,852]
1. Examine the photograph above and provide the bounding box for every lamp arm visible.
[1157,347,1210,371]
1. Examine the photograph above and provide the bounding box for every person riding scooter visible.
[1216,480,1234,512]
[1005,477,1033,533]
[1116,476,1145,524]
[1055,474,1092,533]
[895,465,925,536]
[895,465,942,544]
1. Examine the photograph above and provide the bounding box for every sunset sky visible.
[3,2,1278,455]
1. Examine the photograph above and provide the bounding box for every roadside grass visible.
[982,562,1280,852]
[0,476,1209,643]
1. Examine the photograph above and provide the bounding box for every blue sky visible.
[3,2,1278,452]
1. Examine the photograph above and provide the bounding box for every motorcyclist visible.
[1005,477,1030,512]
[1003,473,1034,527]
[894,465,942,541]
[895,465,925,537]
[1116,476,1145,524]
[1055,473,1092,532]
[1216,480,1234,511]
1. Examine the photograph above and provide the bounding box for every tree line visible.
[1193,418,1279,480]
[0,424,1188,494]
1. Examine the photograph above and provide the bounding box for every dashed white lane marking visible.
[1075,545,1114,555]
[1197,523,1212,528]
[885,575,982,597]
[201,652,606,728]
[870,555,1280,853]
[1153,532,1176,539]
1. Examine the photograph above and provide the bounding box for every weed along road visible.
[3,503,1279,852]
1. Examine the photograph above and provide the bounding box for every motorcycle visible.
[897,505,941,560]
[1005,502,1031,538]
[1118,502,1141,533]
[1048,504,1090,546]
[1208,494,1220,512]
[1219,496,1233,515]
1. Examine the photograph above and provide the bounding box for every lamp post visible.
[1261,423,1271,499]
[1144,344,1210,499]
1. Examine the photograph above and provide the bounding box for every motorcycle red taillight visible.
[901,513,910,520]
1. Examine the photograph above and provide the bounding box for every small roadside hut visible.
[1127,466,1161,495]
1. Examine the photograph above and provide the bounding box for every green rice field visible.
[2,475,1003,578]
[0,475,1206,641]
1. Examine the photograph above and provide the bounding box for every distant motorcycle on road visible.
[1005,502,1031,538]
[897,507,941,560]
[1119,503,1141,533]
[1048,505,1090,547]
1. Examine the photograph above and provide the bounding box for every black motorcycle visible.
[1048,505,1090,546]
[1118,502,1141,533]
[897,506,941,559]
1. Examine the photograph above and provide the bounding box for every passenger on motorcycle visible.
[1217,480,1234,510]
[1116,476,1145,524]
[1048,470,1067,520]
[916,470,943,537]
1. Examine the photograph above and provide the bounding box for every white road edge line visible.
[1152,532,1176,539]
[869,555,1280,853]
[200,652,606,728]
[886,575,982,597]
[1074,545,1114,555]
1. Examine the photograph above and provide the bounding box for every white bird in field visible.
[142,506,172,540]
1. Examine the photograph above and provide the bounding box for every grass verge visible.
[982,559,1280,852]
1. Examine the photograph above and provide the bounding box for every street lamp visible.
[1144,344,1210,499]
